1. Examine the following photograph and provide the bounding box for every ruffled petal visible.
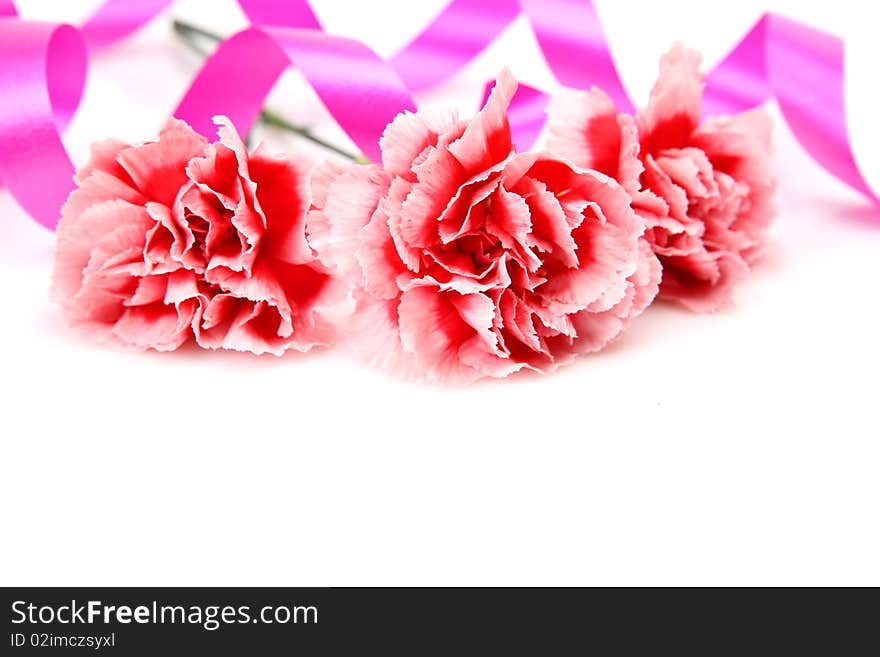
[116,118,208,205]
[112,300,194,351]
[318,164,390,283]
[75,138,135,187]
[637,44,704,155]
[447,69,516,174]
[546,87,643,194]
[397,287,494,383]
[658,250,749,312]
[379,107,459,178]
[248,146,314,265]
[358,201,409,299]
[52,200,152,309]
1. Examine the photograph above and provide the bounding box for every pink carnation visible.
[309,70,659,382]
[52,117,343,354]
[547,45,777,311]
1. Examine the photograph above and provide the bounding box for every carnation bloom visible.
[309,70,659,382]
[547,45,777,311]
[52,117,342,354]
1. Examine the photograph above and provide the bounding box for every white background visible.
[1,0,878,586]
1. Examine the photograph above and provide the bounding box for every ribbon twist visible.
[174,25,416,163]
[0,0,875,232]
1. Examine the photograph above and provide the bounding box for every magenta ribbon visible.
[516,1,876,203]
[520,0,633,114]
[79,0,171,50]
[0,0,172,229]
[174,26,416,163]
[703,14,877,202]
[0,8,86,228]
[389,0,520,91]
[0,0,876,232]
[234,0,519,92]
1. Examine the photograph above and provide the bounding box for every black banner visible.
[1,587,873,654]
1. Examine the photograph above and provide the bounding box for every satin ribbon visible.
[509,2,877,204]
[174,26,416,164]
[0,0,172,229]
[389,0,520,91]
[234,0,520,92]
[703,14,876,201]
[520,0,633,114]
[0,10,85,228]
[79,0,171,50]
[0,0,875,231]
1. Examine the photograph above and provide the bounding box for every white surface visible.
[1,0,878,586]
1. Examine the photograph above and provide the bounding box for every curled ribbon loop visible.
[0,17,86,228]
[705,14,877,202]
[79,0,171,50]
[390,0,519,91]
[520,0,633,114]
[0,0,172,229]
[235,0,321,31]
[173,26,416,163]
[236,0,518,93]
[0,0,876,231]
[516,1,876,202]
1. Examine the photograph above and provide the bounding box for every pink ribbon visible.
[0,0,172,229]
[0,0,875,232]
[520,0,633,114]
[704,14,877,202]
[236,0,321,30]
[0,9,86,228]
[515,1,876,202]
[389,0,520,91]
[79,0,171,50]
[234,0,519,92]
[174,26,416,163]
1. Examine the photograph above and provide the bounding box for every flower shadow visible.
[158,340,333,369]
